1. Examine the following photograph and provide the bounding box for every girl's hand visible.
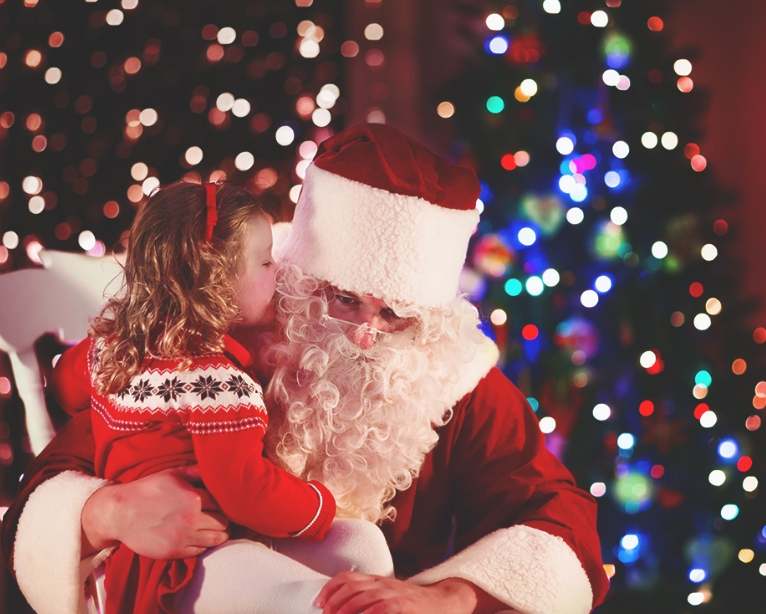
[82,465,229,559]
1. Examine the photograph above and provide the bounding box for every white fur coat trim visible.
[281,165,479,307]
[409,525,594,614]
[447,328,500,408]
[14,470,109,614]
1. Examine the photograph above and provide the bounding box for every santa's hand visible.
[82,465,229,559]
[315,572,509,614]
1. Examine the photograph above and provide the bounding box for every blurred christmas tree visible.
[444,0,765,611]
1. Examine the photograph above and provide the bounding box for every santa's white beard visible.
[263,268,483,523]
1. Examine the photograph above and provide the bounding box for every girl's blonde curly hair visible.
[92,181,269,395]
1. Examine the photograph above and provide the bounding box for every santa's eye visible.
[381,308,401,322]
[334,294,358,307]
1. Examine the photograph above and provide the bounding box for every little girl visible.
[50,182,392,614]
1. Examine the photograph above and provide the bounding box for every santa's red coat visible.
[3,355,609,614]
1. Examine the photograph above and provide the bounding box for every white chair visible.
[0,250,124,454]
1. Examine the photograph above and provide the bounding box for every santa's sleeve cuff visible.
[14,471,110,614]
[408,525,594,614]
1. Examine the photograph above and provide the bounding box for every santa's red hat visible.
[280,124,481,307]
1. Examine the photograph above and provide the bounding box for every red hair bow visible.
[203,182,218,243]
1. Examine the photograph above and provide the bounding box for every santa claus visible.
[3,124,608,614]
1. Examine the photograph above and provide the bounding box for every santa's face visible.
[323,286,413,349]
[264,266,481,522]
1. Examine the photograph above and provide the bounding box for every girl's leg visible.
[273,518,395,578]
[174,539,328,614]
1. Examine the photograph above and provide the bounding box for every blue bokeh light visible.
[486,35,509,55]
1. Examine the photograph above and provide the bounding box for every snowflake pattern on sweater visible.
[87,337,266,435]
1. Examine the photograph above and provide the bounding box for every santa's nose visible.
[350,325,378,349]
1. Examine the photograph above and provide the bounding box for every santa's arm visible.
[2,410,108,614]
[4,414,231,614]
[409,368,609,614]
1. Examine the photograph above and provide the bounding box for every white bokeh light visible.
[300,39,320,58]
[602,69,620,87]
[2,231,19,250]
[519,79,538,97]
[743,476,758,492]
[700,410,718,428]
[364,23,384,41]
[22,176,43,195]
[216,93,235,112]
[709,470,726,487]
[542,268,560,287]
[661,132,679,150]
[235,152,255,171]
[591,10,608,27]
[651,241,669,259]
[518,227,537,246]
[486,14,505,31]
[556,136,575,155]
[592,403,611,421]
[701,244,718,261]
[217,27,237,45]
[526,276,544,296]
[45,67,62,84]
[289,184,302,204]
[639,350,657,368]
[566,207,584,225]
[78,230,96,251]
[559,175,576,194]
[617,433,635,450]
[539,416,556,434]
[610,207,628,225]
[604,171,621,188]
[595,275,613,293]
[106,9,124,26]
[275,125,295,146]
[142,176,160,196]
[312,108,332,127]
[612,141,630,159]
[581,290,599,308]
[674,59,692,76]
[185,146,203,166]
[28,196,45,214]
[139,108,158,126]
[641,132,658,149]
[232,99,251,118]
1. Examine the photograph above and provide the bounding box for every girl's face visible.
[235,214,276,328]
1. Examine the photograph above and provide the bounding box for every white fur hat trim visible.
[280,165,479,307]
